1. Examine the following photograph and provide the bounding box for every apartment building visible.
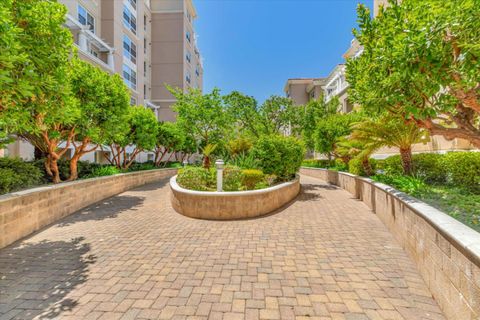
[3,0,203,162]
[284,0,475,157]
[150,0,204,122]
[284,78,325,106]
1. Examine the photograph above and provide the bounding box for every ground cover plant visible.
[304,152,480,232]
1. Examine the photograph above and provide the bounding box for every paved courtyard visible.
[0,175,445,320]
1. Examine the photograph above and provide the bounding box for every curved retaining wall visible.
[170,176,300,220]
[300,167,480,320]
[0,168,177,249]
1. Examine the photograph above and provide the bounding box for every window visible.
[186,72,191,84]
[128,0,137,10]
[186,51,191,63]
[147,154,154,161]
[195,65,200,77]
[143,84,146,96]
[130,97,136,106]
[186,11,191,22]
[186,31,191,42]
[123,35,136,64]
[143,61,147,77]
[78,5,95,32]
[123,5,137,34]
[144,15,147,31]
[144,38,147,54]
[123,64,137,90]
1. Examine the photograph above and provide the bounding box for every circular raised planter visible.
[170,175,300,220]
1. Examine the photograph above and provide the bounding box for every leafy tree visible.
[347,0,480,147]
[0,0,33,134]
[349,115,429,174]
[68,58,130,180]
[314,113,359,161]
[154,121,186,166]
[170,87,231,165]
[104,106,158,169]
[1,0,77,183]
[224,91,261,136]
[301,97,339,150]
[257,96,301,136]
[178,135,197,163]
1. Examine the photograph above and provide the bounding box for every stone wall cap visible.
[300,167,480,267]
[0,168,177,203]
[171,175,299,197]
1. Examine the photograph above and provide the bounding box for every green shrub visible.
[252,135,305,180]
[442,152,480,191]
[228,152,259,169]
[227,136,252,158]
[177,166,215,191]
[86,166,122,178]
[242,169,264,190]
[223,166,244,191]
[301,159,332,168]
[331,159,348,171]
[0,158,43,194]
[382,155,403,176]
[128,161,156,172]
[372,174,429,196]
[413,153,446,183]
[348,158,376,177]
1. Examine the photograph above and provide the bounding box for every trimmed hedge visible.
[381,152,479,191]
[442,152,480,191]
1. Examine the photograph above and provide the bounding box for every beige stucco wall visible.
[286,83,310,106]
[300,167,480,320]
[0,168,177,249]
[373,135,476,158]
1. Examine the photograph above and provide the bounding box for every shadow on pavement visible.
[56,195,145,227]
[0,237,95,319]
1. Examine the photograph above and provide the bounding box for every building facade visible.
[284,0,475,157]
[284,78,325,106]
[3,0,203,162]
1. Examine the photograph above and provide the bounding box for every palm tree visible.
[336,137,377,176]
[349,115,429,174]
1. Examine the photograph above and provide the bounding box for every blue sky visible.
[194,0,373,103]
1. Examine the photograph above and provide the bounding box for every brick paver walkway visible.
[0,175,446,320]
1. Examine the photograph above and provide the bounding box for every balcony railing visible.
[65,14,115,72]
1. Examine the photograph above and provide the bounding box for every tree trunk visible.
[203,156,210,169]
[49,156,61,184]
[361,157,373,177]
[399,146,413,175]
[44,156,53,177]
[68,153,81,181]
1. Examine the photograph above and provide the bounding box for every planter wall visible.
[300,167,480,320]
[0,168,177,249]
[170,176,300,220]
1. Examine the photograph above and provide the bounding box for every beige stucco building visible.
[284,0,476,157]
[284,78,325,106]
[3,0,203,162]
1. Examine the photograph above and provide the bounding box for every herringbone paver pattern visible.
[0,175,445,319]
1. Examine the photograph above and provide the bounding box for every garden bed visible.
[170,175,300,220]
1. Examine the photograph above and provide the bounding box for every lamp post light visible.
[215,159,224,192]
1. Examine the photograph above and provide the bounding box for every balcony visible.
[65,14,115,73]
